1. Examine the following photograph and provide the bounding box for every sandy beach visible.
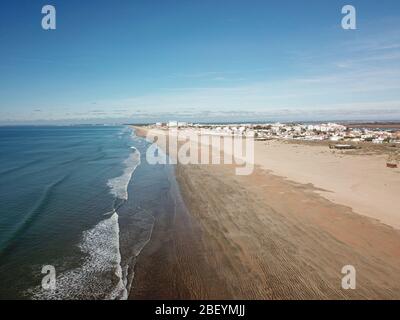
[254,140,400,229]
[130,126,400,300]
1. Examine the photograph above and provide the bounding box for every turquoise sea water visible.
[0,126,174,299]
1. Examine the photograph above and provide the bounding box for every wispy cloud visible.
[3,17,400,123]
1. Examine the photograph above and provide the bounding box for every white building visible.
[177,122,187,127]
[168,121,178,127]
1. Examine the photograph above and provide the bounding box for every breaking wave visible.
[31,212,127,300]
[107,149,140,200]
[31,131,141,300]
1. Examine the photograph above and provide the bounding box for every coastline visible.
[129,127,234,299]
[129,126,400,299]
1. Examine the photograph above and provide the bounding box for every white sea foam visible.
[31,212,127,300]
[32,137,142,299]
[31,131,146,300]
[29,130,145,300]
[107,150,140,200]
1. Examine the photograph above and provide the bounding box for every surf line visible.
[111,210,128,300]
[110,135,144,300]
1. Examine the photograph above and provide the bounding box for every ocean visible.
[0,125,175,299]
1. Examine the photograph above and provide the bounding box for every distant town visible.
[150,121,400,145]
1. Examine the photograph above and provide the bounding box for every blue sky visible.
[1,0,400,123]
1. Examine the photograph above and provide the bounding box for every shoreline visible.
[128,126,400,299]
[129,127,234,299]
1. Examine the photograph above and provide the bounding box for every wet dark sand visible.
[129,127,400,300]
